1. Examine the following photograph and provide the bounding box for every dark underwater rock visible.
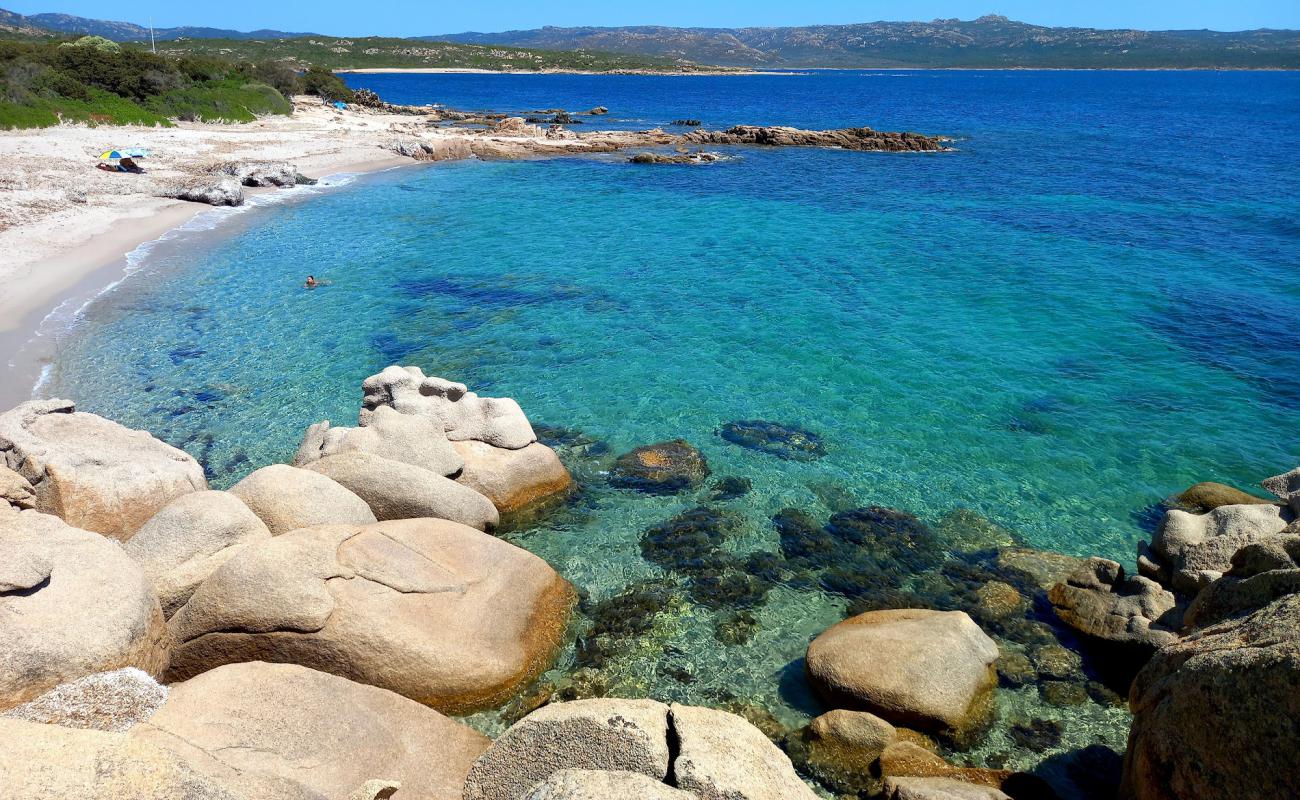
[719,420,826,461]
[825,506,944,572]
[608,440,710,494]
[639,506,739,574]
[709,476,752,501]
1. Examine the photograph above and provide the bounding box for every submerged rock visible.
[166,517,575,714]
[709,476,752,501]
[640,506,740,574]
[629,150,725,165]
[805,609,999,737]
[1120,593,1300,800]
[609,439,710,494]
[0,509,170,711]
[719,419,826,461]
[0,399,207,540]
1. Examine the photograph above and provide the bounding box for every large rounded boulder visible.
[0,508,170,710]
[228,464,376,535]
[165,517,575,713]
[452,439,572,513]
[136,661,489,800]
[294,404,465,478]
[0,399,206,540]
[1144,503,1293,592]
[124,490,272,617]
[806,609,999,736]
[1119,593,1300,800]
[304,450,499,531]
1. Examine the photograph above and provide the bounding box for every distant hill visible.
[0,7,316,41]
[0,8,53,38]
[432,15,1300,68]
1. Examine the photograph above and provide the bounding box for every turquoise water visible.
[40,71,1299,789]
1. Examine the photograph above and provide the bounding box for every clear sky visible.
[7,0,1298,37]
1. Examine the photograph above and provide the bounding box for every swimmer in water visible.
[305,275,319,288]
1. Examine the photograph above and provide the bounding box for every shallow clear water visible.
[42,70,1300,789]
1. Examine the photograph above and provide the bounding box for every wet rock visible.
[825,507,944,572]
[463,699,671,800]
[124,490,272,617]
[586,106,609,115]
[0,509,170,711]
[718,419,826,461]
[709,476,752,501]
[452,439,572,513]
[139,662,488,799]
[1029,644,1081,680]
[0,399,207,540]
[1121,594,1300,800]
[166,518,575,714]
[609,439,710,494]
[806,609,999,736]
[936,509,1021,552]
[229,463,376,535]
[1048,558,1180,662]
[670,703,819,800]
[879,741,1015,792]
[885,777,1012,800]
[360,366,537,450]
[1,668,165,732]
[774,507,839,565]
[794,709,897,794]
[1175,482,1274,512]
[640,507,739,574]
[1038,680,1088,707]
[995,650,1034,687]
[672,119,702,126]
[1146,503,1294,593]
[172,176,244,206]
[994,548,1087,591]
[294,404,464,477]
[684,125,948,152]
[973,581,1026,620]
[389,137,474,162]
[1007,718,1062,752]
[522,770,693,800]
[305,450,500,531]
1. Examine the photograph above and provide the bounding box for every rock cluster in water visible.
[1,377,1296,800]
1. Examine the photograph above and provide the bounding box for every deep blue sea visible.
[39,70,1300,782]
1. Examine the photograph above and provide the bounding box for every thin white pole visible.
[150,17,156,53]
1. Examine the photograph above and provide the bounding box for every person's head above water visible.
[304,275,318,287]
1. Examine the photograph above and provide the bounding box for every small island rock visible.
[608,439,710,494]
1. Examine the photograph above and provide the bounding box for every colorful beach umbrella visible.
[100,148,149,159]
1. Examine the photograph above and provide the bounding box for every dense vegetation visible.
[145,35,692,72]
[0,35,358,129]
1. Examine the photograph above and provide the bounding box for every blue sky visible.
[7,1,1298,37]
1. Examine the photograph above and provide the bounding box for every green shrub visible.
[146,79,291,122]
[299,65,353,102]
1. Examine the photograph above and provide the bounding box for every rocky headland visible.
[1,360,1295,799]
